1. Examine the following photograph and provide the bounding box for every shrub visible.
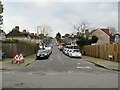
[3,39,20,43]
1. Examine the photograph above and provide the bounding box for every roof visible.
[90,28,110,36]
[101,28,110,36]
[90,30,96,35]
[114,33,120,38]
[7,30,24,37]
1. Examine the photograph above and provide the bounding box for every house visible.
[6,30,27,41]
[114,33,120,44]
[6,26,36,42]
[0,30,6,40]
[90,28,110,45]
[62,33,80,45]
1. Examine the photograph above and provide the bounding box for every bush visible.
[3,39,20,43]
[76,36,98,46]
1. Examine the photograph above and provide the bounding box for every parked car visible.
[68,49,82,58]
[45,46,52,55]
[58,46,64,51]
[66,49,73,56]
[63,48,69,55]
[36,49,49,60]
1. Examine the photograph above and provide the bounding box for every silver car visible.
[36,49,49,60]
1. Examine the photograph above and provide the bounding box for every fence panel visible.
[2,42,36,58]
[83,44,120,63]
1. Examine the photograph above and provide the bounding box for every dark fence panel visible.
[2,42,36,58]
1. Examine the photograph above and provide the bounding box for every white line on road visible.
[57,55,64,64]
[77,66,91,69]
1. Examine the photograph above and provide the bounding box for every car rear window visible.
[73,50,80,52]
[38,50,47,53]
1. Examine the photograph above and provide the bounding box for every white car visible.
[68,49,82,58]
[66,49,73,56]
[63,48,69,55]
[45,46,52,55]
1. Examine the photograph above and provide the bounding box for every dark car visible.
[36,49,49,60]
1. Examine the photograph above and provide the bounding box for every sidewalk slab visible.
[0,54,36,70]
[83,56,120,71]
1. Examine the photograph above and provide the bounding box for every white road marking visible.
[57,55,64,64]
[77,66,91,69]
[78,63,81,65]
[68,71,73,73]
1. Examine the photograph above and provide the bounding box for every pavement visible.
[83,56,120,71]
[0,53,119,71]
[0,54,36,70]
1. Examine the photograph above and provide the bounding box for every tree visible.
[76,36,85,46]
[91,36,98,43]
[0,1,3,31]
[108,27,117,43]
[109,27,117,35]
[73,20,89,35]
[56,32,61,42]
[76,35,98,46]
[37,24,53,37]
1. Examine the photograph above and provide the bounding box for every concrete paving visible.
[0,54,36,70]
[83,56,120,71]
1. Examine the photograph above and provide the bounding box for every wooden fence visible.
[83,44,120,62]
[2,42,37,58]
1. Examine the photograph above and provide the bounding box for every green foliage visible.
[0,1,3,14]
[76,35,98,46]
[3,39,20,43]
[91,36,98,43]
[109,34,115,44]
[76,36,86,46]
[0,1,3,28]
[56,32,61,42]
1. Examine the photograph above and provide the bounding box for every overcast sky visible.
[2,0,119,37]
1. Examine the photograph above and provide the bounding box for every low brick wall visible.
[2,42,37,58]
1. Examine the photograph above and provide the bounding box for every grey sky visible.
[2,0,119,37]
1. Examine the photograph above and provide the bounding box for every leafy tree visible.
[56,32,61,42]
[76,36,85,46]
[109,33,115,44]
[0,1,3,31]
[91,36,98,43]
[76,35,98,46]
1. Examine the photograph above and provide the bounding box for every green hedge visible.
[2,39,20,43]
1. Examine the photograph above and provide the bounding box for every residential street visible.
[2,46,119,88]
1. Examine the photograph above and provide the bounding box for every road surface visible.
[2,46,119,88]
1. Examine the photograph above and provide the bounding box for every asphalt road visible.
[2,46,119,88]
